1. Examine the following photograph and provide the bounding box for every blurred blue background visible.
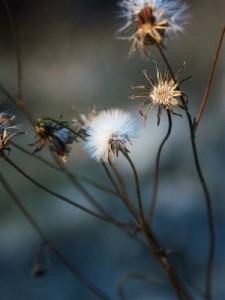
[0,0,225,299]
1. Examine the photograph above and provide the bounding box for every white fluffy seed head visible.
[117,0,189,54]
[118,0,188,33]
[84,109,138,163]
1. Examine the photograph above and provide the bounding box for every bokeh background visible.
[0,0,225,299]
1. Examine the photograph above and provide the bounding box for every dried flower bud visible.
[31,120,75,162]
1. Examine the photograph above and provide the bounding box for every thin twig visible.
[117,272,165,300]
[51,153,121,226]
[193,25,225,132]
[121,151,145,222]
[2,155,113,223]
[140,220,191,300]
[107,159,140,222]
[0,172,111,300]
[12,142,119,198]
[157,44,215,300]
[0,82,34,125]
[147,110,172,222]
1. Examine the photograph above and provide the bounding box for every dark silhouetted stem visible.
[193,25,225,132]
[51,154,121,226]
[12,142,119,197]
[3,155,113,223]
[107,159,140,222]
[157,44,215,300]
[117,272,165,300]
[147,110,172,222]
[122,151,145,222]
[0,172,111,300]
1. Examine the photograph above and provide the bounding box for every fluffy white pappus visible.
[117,0,188,35]
[84,109,138,163]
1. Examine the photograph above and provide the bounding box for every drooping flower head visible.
[31,119,76,162]
[0,112,24,156]
[130,63,185,124]
[117,0,188,55]
[84,109,138,163]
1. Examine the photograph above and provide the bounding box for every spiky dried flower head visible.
[84,109,138,163]
[130,63,185,125]
[31,119,77,162]
[117,0,188,55]
[0,111,24,156]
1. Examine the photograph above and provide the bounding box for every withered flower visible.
[117,0,188,55]
[31,120,75,162]
[0,112,24,156]
[130,63,186,124]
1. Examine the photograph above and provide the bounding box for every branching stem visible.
[157,44,215,300]
[0,172,111,300]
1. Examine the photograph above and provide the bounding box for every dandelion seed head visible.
[117,0,188,55]
[84,109,138,163]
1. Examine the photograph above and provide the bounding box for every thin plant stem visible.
[140,221,192,300]
[121,151,145,222]
[51,153,121,226]
[104,155,188,300]
[12,142,119,198]
[117,272,165,300]
[102,162,123,196]
[3,0,23,104]
[11,148,146,246]
[147,110,172,222]
[2,155,114,223]
[0,172,111,300]
[193,25,225,132]
[107,158,140,223]
[157,44,215,300]
[0,82,34,125]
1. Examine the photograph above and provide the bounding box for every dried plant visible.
[0,0,224,299]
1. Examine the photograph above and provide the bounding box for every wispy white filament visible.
[117,0,188,37]
[84,109,138,163]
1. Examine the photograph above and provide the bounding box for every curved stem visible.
[121,151,145,222]
[189,133,215,300]
[117,272,165,300]
[0,172,111,300]
[157,45,215,300]
[147,110,172,222]
[193,25,225,132]
[3,155,114,223]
